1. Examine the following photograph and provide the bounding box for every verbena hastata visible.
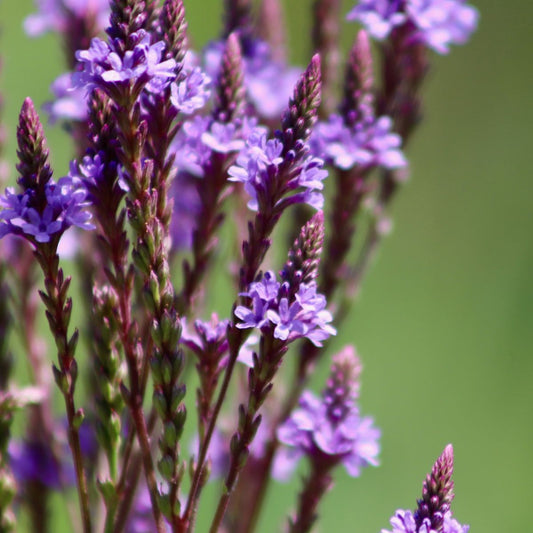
[0,0,477,532]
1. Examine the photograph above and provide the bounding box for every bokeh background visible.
[0,0,531,531]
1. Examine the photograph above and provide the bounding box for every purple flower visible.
[0,174,94,243]
[170,66,211,114]
[267,282,335,346]
[276,347,380,480]
[235,272,335,346]
[168,170,200,251]
[235,271,281,330]
[382,510,469,533]
[44,72,88,124]
[228,128,327,212]
[171,116,212,178]
[204,38,301,119]
[201,122,245,154]
[276,390,379,479]
[181,314,230,358]
[24,0,110,38]
[75,30,176,95]
[347,0,479,54]
[312,114,407,171]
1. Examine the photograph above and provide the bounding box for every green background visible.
[0,0,531,531]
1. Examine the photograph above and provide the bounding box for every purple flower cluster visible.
[181,314,259,369]
[170,116,257,179]
[204,38,301,119]
[75,30,176,95]
[0,175,94,244]
[24,0,110,38]
[234,271,335,347]
[382,510,469,533]
[276,347,380,479]
[228,128,328,212]
[167,116,256,249]
[347,0,479,54]
[312,113,407,171]
[170,66,212,115]
[44,72,89,124]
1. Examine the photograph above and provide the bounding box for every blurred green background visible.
[0,0,532,531]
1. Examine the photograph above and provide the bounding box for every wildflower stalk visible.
[35,244,92,533]
[178,32,245,314]
[0,264,15,533]
[239,54,321,291]
[228,214,325,532]
[210,335,288,533]
[183,57,322,528]
[12,98,92,532]
[289,466,333,533]
[346,26,429,305]
[312,0,342,118]
[111,98,167,533]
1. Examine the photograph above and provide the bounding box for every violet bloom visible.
[382,510,469,533]
[228,128,327,211]
[171,118,248,178]
[0,176,94,243]
[267,282,336,347]
[312,113,407,171]
[75,30,176,95]
[168,170,200,251]
[171,116,213,178]
[24,0,110,38]
[181,314,259,368]
[276,347,380,480]
[44,72,88,124]
[204,38,301,119]
[234,271,280,330]
[170,66,212,115]
[235,271,335,346]
[347,0,479,54]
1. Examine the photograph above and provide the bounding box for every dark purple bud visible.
[415,444,455,531]
[107,0,150,47]
[280,54,321,156]
[323,346,361,422]
[159,0,188,66]
[223,0,253,39]
[212,32,245,124]
[281,211,324,289]
[16,98,52,199]
[340,30,374,127]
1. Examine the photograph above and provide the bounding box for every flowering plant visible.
[0,0,478,532]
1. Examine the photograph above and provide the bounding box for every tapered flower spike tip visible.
[223,0,253,38]
[326,346,362,402]
[213,32,245,123]
[16,97,52,194]
[280,54,321,152]
[415,444,455,530]
[282,211,325,288]
[341,30,374,126]
[160,0,188,66]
